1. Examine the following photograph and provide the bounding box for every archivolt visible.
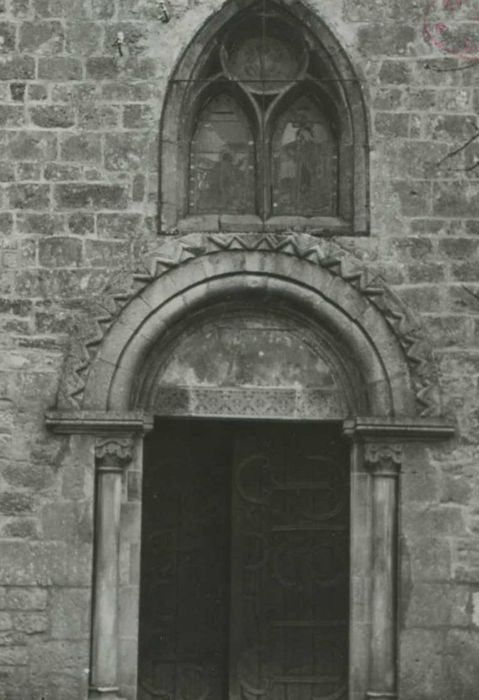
[55,233,440,418]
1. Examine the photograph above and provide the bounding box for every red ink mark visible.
[423,0,479,59]
[443,0,463,11]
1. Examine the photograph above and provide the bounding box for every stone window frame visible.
[160,0,370,236]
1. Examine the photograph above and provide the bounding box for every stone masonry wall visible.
[0,0,478,698]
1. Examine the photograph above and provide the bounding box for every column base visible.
[89,687,127,700]
[366,692,397,700]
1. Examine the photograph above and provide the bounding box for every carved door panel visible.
[138,421,232,700]
[230,424,349,700]
[138,421,349,700]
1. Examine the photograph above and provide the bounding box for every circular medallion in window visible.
[221,18,308,93]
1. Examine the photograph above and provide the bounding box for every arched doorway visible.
[134,300,358,700]
[46,235,454,700]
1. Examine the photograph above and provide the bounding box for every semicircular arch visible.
[69,239,438,420]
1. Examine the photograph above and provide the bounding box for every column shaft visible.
[364,444,401,700]
[368,471,398,700]
[90,466,123,693]
[90,437,133,699]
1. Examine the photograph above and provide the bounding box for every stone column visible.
[364,443,401,700]
[90,437,133,700]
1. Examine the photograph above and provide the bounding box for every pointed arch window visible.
[162,1,369,234]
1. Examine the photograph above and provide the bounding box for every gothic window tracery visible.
[161,0,369,233]
[186,4,342,222]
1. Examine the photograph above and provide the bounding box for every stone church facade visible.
[0,0,478,699]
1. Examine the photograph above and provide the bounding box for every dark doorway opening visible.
[138,419,350,700]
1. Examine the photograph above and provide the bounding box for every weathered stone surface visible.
[19,20,64,53]
[54,184,128,209]
[60,133,102,163]
[37,56,82,80]
[30,105,75,129]
[7,184,50,210]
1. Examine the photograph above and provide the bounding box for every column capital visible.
[95,437,134,472]
[364,443,402,478]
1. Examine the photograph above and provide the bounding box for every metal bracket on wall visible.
[159,0,170,23]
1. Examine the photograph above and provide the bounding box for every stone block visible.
[17,212,64,235]
[4,131,57,162]
[5,588,48,611]
[0,162,15,182]
[132,173,145,201]
[0,613,12,631]
[19,20,64,53]
[434,182,479,217]
[123,103,156,129]
[372,87,403,110]
[38,236,83,267]
[96,212,142,238]
[67,212,95,235]
[13,612,48,633]
[357,23,416,56]
[38,56,82,80]
[30,105,75,129]
[17,162,42,181]
[400,629,445,699]
[402,582,470,628]
[43,163,82,181]
[0,646,28,665]
[391,180,432,215]
[422,315,470,347]
[77,103,120,129]
[41,501,92,543]
[0,23,16,53]
[0,56,34,80]
[9,82,26,102]
[405,536,452,581]
[91,0,115,18]
[0,212,14,235]
[0,541,92,586]
[379,59,412,84]
[8,184,50,210]
[397,285,442,313]
[86,56,120,79]
[50,588,90,639]
[104,132,153,171]
[438,238,479,259]
[60,133,102,163]
[27,83,48,101]
[442,631,479,698]
[0,492,34,515]
[54,183,128,209]
[85,239,129,266]
[65,21,102,55]
[408,262,446,283]
[33,0,90,17]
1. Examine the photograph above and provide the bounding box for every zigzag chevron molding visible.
[59,233,440,417]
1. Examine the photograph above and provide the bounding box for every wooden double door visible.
[138,420,350,700]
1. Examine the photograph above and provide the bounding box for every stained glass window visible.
[186,6,345,222]
[272,96,338,216]
[189,94,255,214]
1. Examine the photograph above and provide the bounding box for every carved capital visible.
[95,437,134,472]
[364,444,402,478]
